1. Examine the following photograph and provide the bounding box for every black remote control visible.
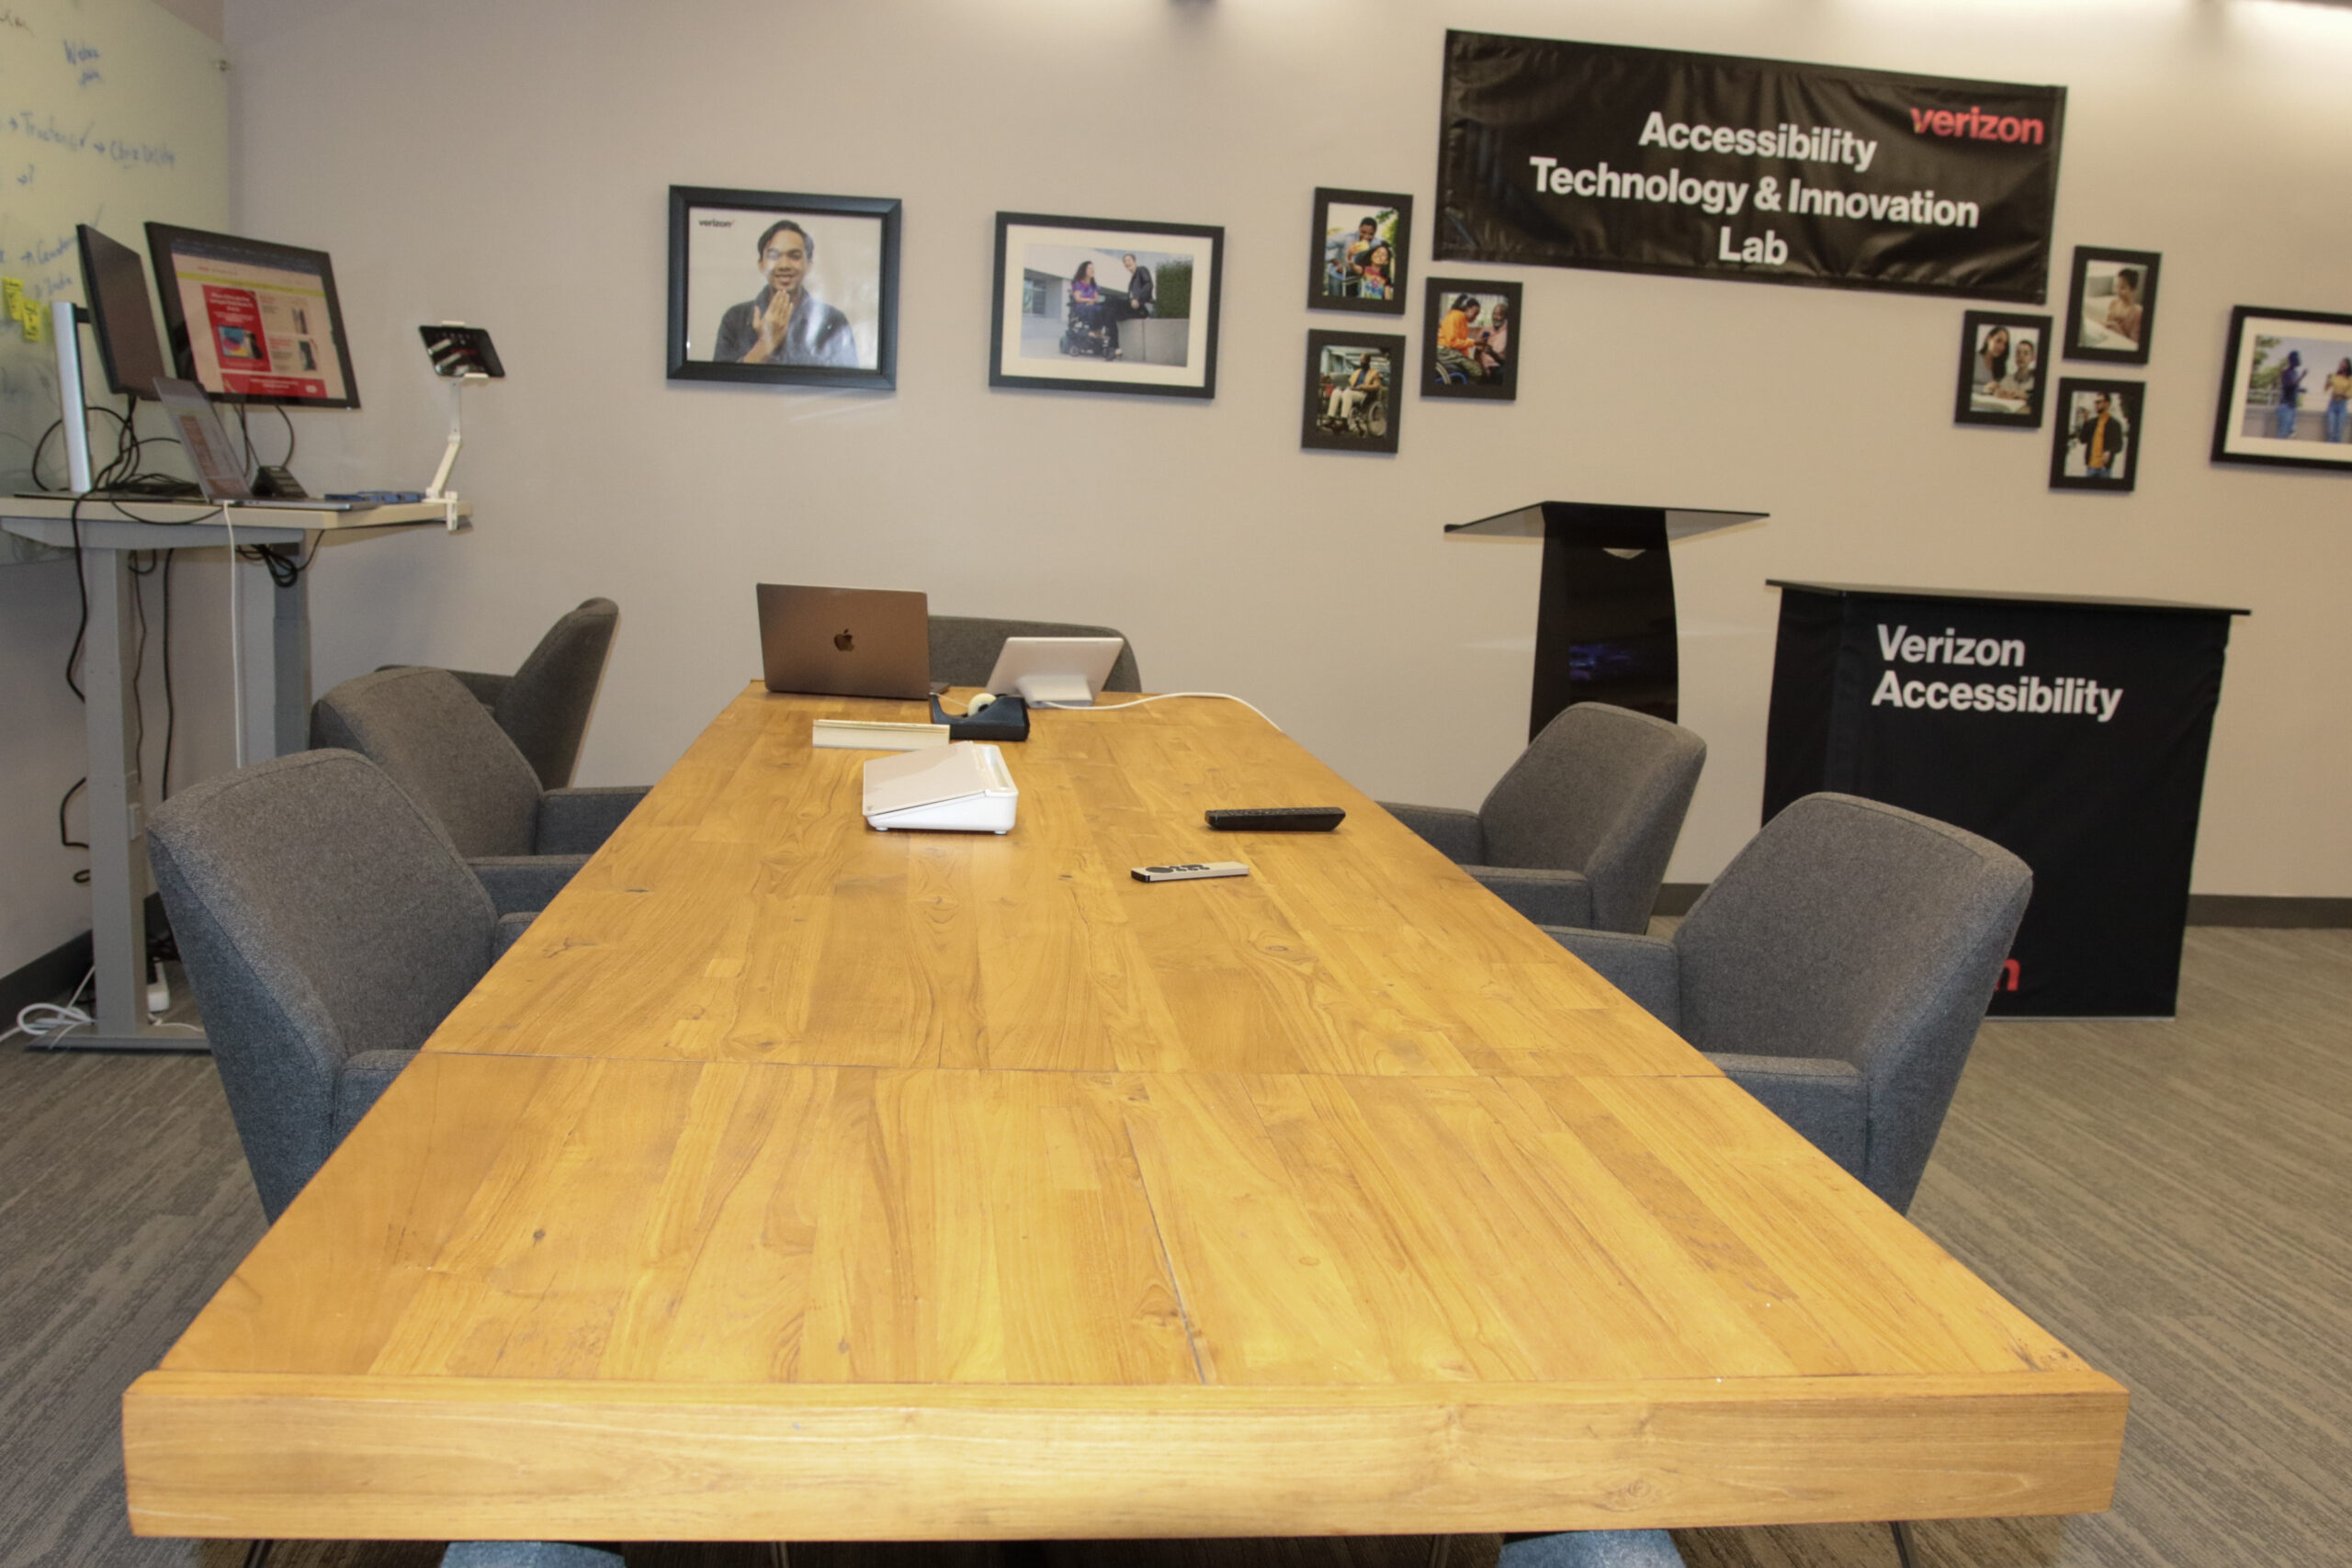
[1204,807,1345,832]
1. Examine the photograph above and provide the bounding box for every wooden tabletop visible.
[123,687,2125,1542]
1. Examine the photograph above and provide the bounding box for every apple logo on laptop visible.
[834,628,854,652]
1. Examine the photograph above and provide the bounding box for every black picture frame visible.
[2210,305,2352,471]
[2049,378,2144,491]
[1302,329,1404,454]
[2062,246,2159,365]
[1953,310,2052,427]
[1421,277,1523,400]
[988,212,1224,398]
[1306,187,1411,315]
[666,186,899,390]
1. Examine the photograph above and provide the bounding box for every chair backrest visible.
[311,667,544,859]
[495,597,618,789]
[1673,793,2031,1210]
[929,615,1143,693]
[1476,703,1708,932]
[147,750,497,1220]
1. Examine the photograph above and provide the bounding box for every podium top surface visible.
[1448,502,1768,544]
[1769,580,2250,617]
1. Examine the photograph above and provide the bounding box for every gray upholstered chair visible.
[146,750,534,1222]
[1380,703,1706,933]
[312,666,648,913]
[1547,792,2031,1213]
[929,615,1143,693]
[400,596,618,789]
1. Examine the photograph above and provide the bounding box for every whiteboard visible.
[0,0,227,536]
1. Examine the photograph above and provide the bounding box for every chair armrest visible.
[331,1048,416,1137]
[533,786,649,854]
[1707,1053,1869,1180]
[469,855,588,914]
[1469,865,1595,929]
[1379,802,1484,863]
[1541,927,1682,1027]
[491,910,537,961]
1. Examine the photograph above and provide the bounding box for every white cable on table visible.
[1036,692,1282,730]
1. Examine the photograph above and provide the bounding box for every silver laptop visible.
[756,583,932,700]
[149,378,377,510]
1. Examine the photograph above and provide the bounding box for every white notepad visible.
[862,742,1019,833]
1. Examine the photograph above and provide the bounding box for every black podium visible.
[1763,581,2247,1019]
[1447,502,1766,739]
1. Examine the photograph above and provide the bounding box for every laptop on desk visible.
[149,378,379,511]
[756,583,932,700]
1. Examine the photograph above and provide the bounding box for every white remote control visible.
[1132,861,1250,883]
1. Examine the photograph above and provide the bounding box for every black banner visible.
[1437,32,2066,301]
[1764,586,2239,1019]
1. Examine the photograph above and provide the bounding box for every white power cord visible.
[0,964,202,1049]
[1037,692,1283,730]
[5,968,94,1048]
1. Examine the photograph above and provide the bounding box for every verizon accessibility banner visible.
[1436,32,2066,301]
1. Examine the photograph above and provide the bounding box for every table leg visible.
[54,545,204,1052]
[269,547,311,758]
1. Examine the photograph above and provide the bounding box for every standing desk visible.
[122,687,2125,1542]
[0,497,469,1050]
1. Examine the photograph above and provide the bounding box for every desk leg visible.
[269,548,310,758]
[56,546,203,1052]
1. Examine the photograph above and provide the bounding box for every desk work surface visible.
[124,686,2126,1542]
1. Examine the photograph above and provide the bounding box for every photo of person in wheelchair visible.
[1421,279,1520,400]
[1059,260,1123,360]
[1434,294,1507,384]
[1317,349,1389,438]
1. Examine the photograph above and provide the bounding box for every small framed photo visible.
[1953,310,2052,427]
[1303,330,1404,454]
[2050,378,2144,491]
[1307,188,1411,314]
[989,212,1223,398]
[666,186,899,389]
[2211,306,2352,471]
[2063,247,2159,365]
[1422,278,1522,400]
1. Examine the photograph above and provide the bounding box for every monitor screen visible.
[144,222,360,408]
[76,225,173,399]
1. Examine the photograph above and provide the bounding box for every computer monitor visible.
[144,222,360,408]
[75,225,173,399]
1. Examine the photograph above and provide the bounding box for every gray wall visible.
[211,0,2352,902]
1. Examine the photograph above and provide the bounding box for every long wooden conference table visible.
[123,686,2126,1543]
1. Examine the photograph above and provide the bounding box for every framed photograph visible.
[1307,188,1411,314]
[2050,378,2144,492]
[2062,247,2159,365]
[989,212,1223,398]
[2211,305,2352,471]
[1422,277,1522,400]
[666,186,899,389]
[1303,329,1404,454]
[1953,310,2052,427]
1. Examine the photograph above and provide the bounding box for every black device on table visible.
[1204,807,1345,831]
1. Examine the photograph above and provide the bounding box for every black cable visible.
[28,404,132,492]
[159,551,176,800]
[128,548,150,783]
[277,404,296,466]
[65,495,87,700]
[59,776,89,884]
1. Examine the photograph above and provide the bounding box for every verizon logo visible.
[1909,105,2046,145]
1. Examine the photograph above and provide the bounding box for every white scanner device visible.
[862,741,1020,833]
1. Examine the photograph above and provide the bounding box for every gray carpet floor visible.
[2,927,2345,1568]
